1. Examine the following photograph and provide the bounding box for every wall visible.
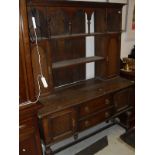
[120,0,135,58]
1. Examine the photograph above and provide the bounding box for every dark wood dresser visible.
[19,0,135,155]
[38,77,134,154]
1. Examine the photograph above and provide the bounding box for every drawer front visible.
[19,118,35,135]
[79,95,112,118]
[19,133,38,155]
[79,108,113,131]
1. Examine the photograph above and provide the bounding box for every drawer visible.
[79,108,113,131]
[79,95,112,118]
[19,118,35,135]
[19,133,38,155]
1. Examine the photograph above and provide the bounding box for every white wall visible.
[121,0,135,58]
[121,32,135,58]
[85,13,95,79]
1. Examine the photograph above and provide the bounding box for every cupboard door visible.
[114,88,132,112]
[19,132,40,155]
[107,8,122,32]
[31,40,53,97]
[19,109,43,155]
[105,34,121,78]
[19,0,36,104]
[19,53,27,103]
[41,108,77,144]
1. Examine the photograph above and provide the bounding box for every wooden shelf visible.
[52,56,104,69]
[27,1,125,8]
[50,32,122,39]
[31,32,122,42]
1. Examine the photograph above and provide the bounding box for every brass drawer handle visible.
[105,112,110,118]
[85,106,89,113]
[19,124,26,129]
[85,121,89,127]
[105,99,110,105]
[22,148,26,152]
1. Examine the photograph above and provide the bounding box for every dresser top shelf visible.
[38,77,133,118]
[28,1,125,8]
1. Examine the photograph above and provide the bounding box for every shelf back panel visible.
[52,64,85,88]
[27,6,85,40]
[49,38,86,62]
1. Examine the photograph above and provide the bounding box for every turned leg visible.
[105,120,110,123]
[45,146,53,155]
[74,133,79,140]
[126,111,132,131]
[110,118,115,123]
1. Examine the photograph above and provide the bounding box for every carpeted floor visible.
[49,123,135,155]
[75,136,108,155]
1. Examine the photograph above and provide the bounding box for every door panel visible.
[41,108,77,144]
[106,34,121,78]
[20,133,38,155]
[19,53,28,103]
[114,88,132,111]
